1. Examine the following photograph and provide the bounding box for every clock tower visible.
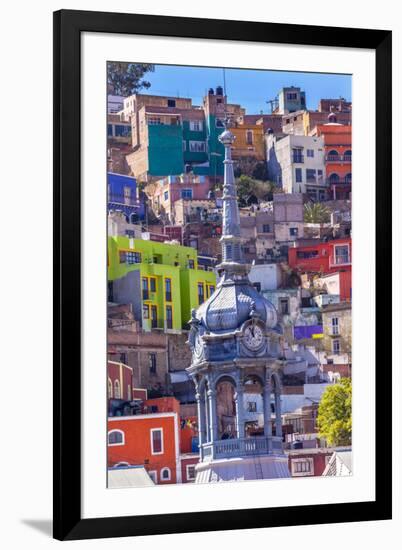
[187,123,290,482]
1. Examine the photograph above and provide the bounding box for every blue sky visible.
[141,64,351,114]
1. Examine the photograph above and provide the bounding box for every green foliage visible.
[304,202,331,224]
[235,175,275,206]
[234,157,269,180]
[317,378,352,446]
[107,63,155,97]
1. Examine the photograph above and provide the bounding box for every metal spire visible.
[218,119,246,272]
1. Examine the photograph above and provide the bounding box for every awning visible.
[108,466,155,488]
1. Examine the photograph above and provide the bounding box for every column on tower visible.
[206,376,218,444]
[263,375,273,441]
[273,375,283,438]
[234,380,245,439]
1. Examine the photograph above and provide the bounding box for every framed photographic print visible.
[53,9,392,541]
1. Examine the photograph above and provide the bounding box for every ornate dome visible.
[196,277,278,333]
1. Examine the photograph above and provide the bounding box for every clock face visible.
[244,324,264,350]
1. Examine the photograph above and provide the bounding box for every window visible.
[207,284,215,297]
[127,385,131,401]
[216,118,225,128]
[344,150,352,161]
[262,224,271,233]
[160,467,171,481]
[142,277,149,300]
[186,464,196,481]
[306,169,316,183]
[108,430,124,446]
[198,282,205,305]
[289,227,298,237]
[189,141,206,153]
[332,339,341,354]
[307,149,314,158]
[279,298,289,315]
[181,188,193,200]
[164,278,172,302]
[108,378,113,399]
[143,303,150,319]
[190,120,203,132]
[334,245,350,265]
[297,250,319,259]
[291,458,313,476]
[115,124,131,137]
[188,259,195,269]
[107,124,113,137]
[246,130,253,145]
[182,140,186,151]
[327,149,339,161]
[166,305,173,329]
[124,251,141,264]
[150,277,156,292]
[151,305,158,328]
[292,148,304,163]
[331,317,339,335]
[287,92,298,100]
[151,428,163,454]
[114,380,121,399]
[167,99,176,107]
[163,190,169,201]
[149,353,157,374]
[247,401,257,413]
[295,168,303,183]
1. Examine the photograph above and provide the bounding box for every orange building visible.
[311,117,352,200]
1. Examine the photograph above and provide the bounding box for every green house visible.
[108,236,216,331]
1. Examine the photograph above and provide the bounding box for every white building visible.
[266,132,327,201]
[249,263,281,291]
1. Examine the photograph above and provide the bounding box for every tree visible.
[235,175,275,206]
[317,378,352,446]
[304,202,331,224]
[107,63,155,97]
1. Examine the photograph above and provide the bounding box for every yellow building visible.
[229,124,265,161]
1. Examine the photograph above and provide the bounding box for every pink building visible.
[150,175,212,224]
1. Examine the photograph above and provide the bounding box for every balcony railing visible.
[200,435,283,460]
[108,193,140,207]
[326,155,352,162]
[329,255,351,267]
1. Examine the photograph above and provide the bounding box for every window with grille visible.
[189,141,206,152]
[125,251,141,264]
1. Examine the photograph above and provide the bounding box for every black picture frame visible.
[53,9,392,541]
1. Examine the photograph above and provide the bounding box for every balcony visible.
[108,193,140,208]
[326,179,352,187]
[200,435,283,460]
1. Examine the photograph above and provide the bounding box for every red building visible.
[311,118,352,200]
[288,238,351,301]
[108,397,199,485]
[108,360,133,401]
[287,448,335,477]
[108,411,180,484]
